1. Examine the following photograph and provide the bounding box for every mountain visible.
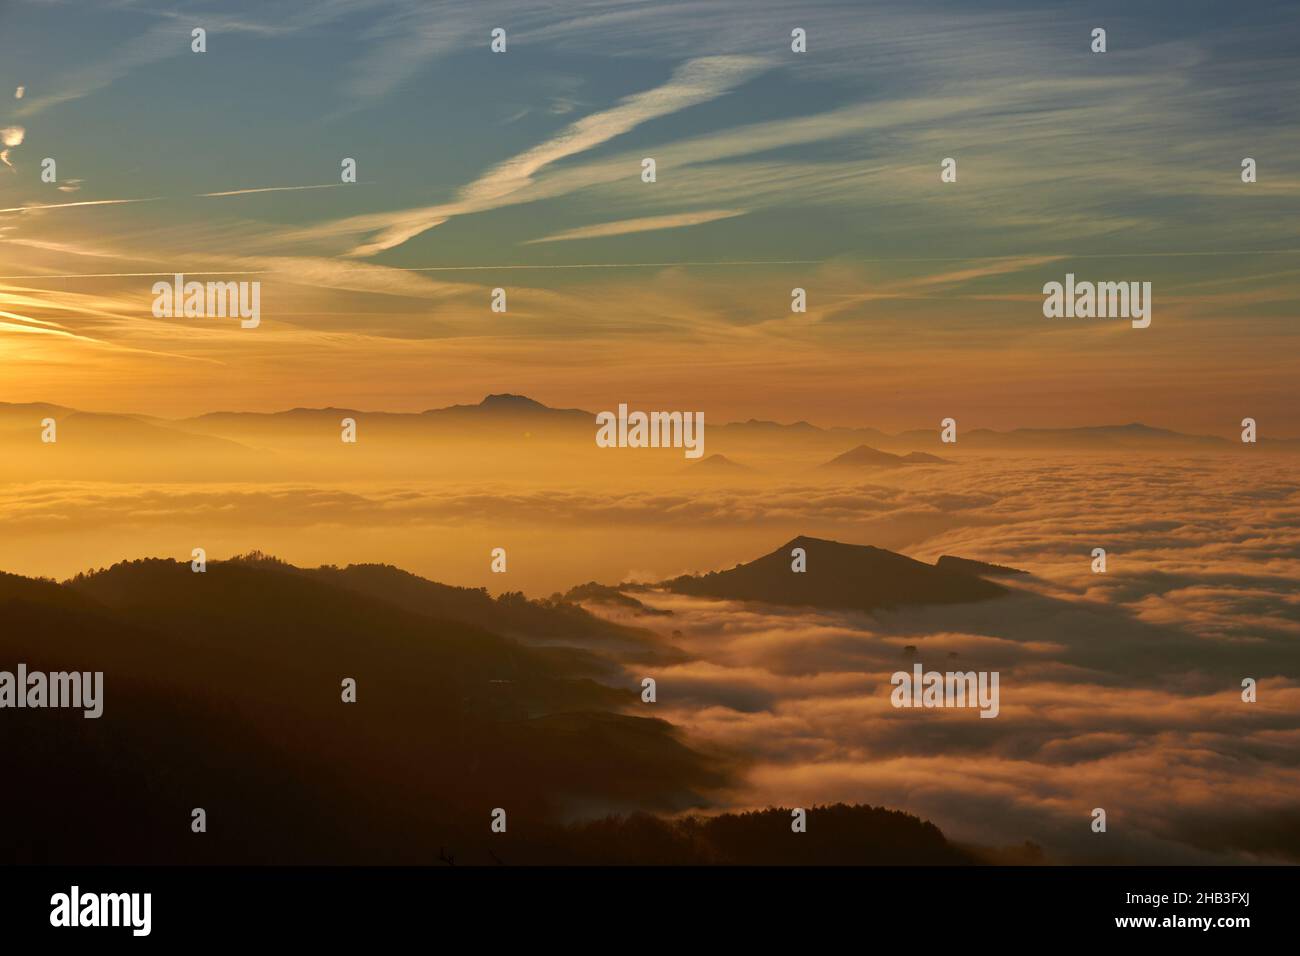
[180,394,591,431]
[935,555,1029,577]
[169,394,594,454]
[821,445,907,468]
[661,536,1008,612]
[425,392,590,423]
[545,803,973,865]
[716,418,830,436]
[722,416,1300,453]
[819,445,953,469]
[9,396,1299,458]
[0,406,267,481]
[6,396,1294,488]
[0,553,967,865]
[686,453,755,473]
[1,554,717,863]
[291,559,682,664]
[0,401,75,427]
[888,422,1254,452]
[561,581,674,616]
[0,404,253,452]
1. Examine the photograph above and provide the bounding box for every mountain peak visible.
[820,445,954,468]
[664,536,1007,612]
[688,453,755,473]
[479,393,547,410]
[822,445,904,467]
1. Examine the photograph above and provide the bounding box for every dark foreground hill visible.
[487,804,973,865]
[661,536,1010,612]
[260,555,684,666]
[0,556,969,864]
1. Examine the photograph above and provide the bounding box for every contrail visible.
[0,197,162,213]
[198,183,373,197]
[0,183,372,212]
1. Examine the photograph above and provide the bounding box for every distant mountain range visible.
[1,394,1293,486]
[4,394,1291,452]
[176,393,593,438]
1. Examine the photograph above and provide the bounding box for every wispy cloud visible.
[198,183,365,198]
[525,209,746,243]
[14,5,358,118]
[15,24,190,118]
[0,198,162,214]
[292,54,768,257]
[0,237,134,259]
[464,56,765,208]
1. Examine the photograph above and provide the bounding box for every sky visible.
[1,0,1298,434]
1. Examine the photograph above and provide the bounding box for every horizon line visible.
[0,394,1289,442]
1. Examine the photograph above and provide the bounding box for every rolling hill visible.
[0,552,974,864]
[661,536,1010,612]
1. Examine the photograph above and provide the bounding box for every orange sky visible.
[2,0,1297,436]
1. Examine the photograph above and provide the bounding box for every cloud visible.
[15,25,189,117]
[0,453,1295,863]
[471,55,764,206]
[0,237,128,259]
[198,183,362,198]
[14,7,355,118]
[0,197,162,214]
[525,209,746,244]
[295,54,767,257]
[0,127,24,169]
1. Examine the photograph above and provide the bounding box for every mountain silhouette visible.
[662,536,1009,611]
[935,555,1028,577]
[2,556,715,863]
[561,581,674,617]
[5,399,1297,483]
[291,558,682,665]
[13,397,1294,450]
[540,803,973,865]
[0,553,971,864]
[436,393,575,415]
[819,445,953,469]
[0,406,267,481]
[686,453,755,473]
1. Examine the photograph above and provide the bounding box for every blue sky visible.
[1,0,1298,430]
